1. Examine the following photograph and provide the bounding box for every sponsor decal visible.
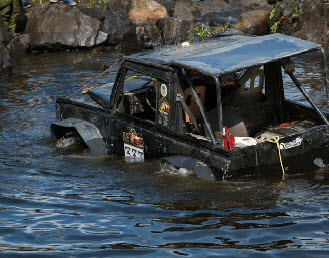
[160,84,168,97]
[159,98,169,117]
[279,137,302,150]
[123,129,144,161]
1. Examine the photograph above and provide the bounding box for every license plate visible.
[124,144,144,162]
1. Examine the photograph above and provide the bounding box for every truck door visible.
[110,65,177,161]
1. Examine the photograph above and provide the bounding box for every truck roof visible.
[126,33,321,76]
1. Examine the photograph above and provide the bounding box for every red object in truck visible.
[221,126,235,150]
[220,74,236,87]
[189,71,200,76]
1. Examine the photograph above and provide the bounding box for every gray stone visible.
[0,15,12,73]
[224,0,272,10]
[101,9,132,45]
[121,27,140,54]
[156,17,193,45]
[121,25,162,53]
[267,0,329,50]
[24,2,107,48]
[103,0,132,12]
[136,25,162,48]
[7,34,31,58]
[235,9,270,35]
[173,0,230,22]
[0,15,10,45]
[198,7,244,27]
[0,42,12,73]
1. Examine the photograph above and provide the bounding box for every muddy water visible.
[1,51,329,256]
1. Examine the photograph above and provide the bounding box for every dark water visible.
[1,50,329,257]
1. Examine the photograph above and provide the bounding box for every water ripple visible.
[1,51,329,256]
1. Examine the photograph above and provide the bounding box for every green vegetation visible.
[77,0,107,8]
[72,56,82,66]
[215,16,232,33]
[127,75,137,81]
[187,24,212,42]
[269,0,303,34]
[72,49,99,66]
[188,17,232,42]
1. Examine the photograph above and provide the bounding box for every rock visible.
[7,34,31,58]
[266,0,329,49]
[106,6,131,27]
[0,43,12,73]
[267,0,279,5]
[288,1,327,47]
[224,0,272,10]
[16,6,28,34]
[101,9,132,45]
[156,0,177,16]
[121,27,140,54]
[136,25,162,48]
[23,1,132,50]
[221,7,246,20]
[103,0,132,12]
[234,9,270,35]
[0,16,12,73]
[173,0,230,22]
[156,17,193,45]
[0,15,10,45]
[128,0,168,26]
[81,4,132,45]
[198,7,244,27]
[121,25,162,53]
[24,2,109,49]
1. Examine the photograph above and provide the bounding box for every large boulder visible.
[98,6,132,45]
[291,3,325,47]
[234,9,270,35]
[267,0,329,49]
[128,0,168,26]
[24,2,131,49]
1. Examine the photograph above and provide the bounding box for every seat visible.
[206,106,249,137]
[183,85,206,122]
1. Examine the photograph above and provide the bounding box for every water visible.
[1,50,329,256]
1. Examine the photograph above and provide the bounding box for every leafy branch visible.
[188,17,232,42]
[269,0,303,34]
[187,24,212,42]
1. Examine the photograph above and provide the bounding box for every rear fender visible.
[51,118,107,157]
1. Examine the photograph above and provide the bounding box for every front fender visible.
[162,155,216,182]
[51,118,107,157]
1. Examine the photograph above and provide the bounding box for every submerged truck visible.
[51,33,329,181]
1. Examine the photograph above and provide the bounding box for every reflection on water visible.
[285,53,329,111]
[0,50,329,256]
